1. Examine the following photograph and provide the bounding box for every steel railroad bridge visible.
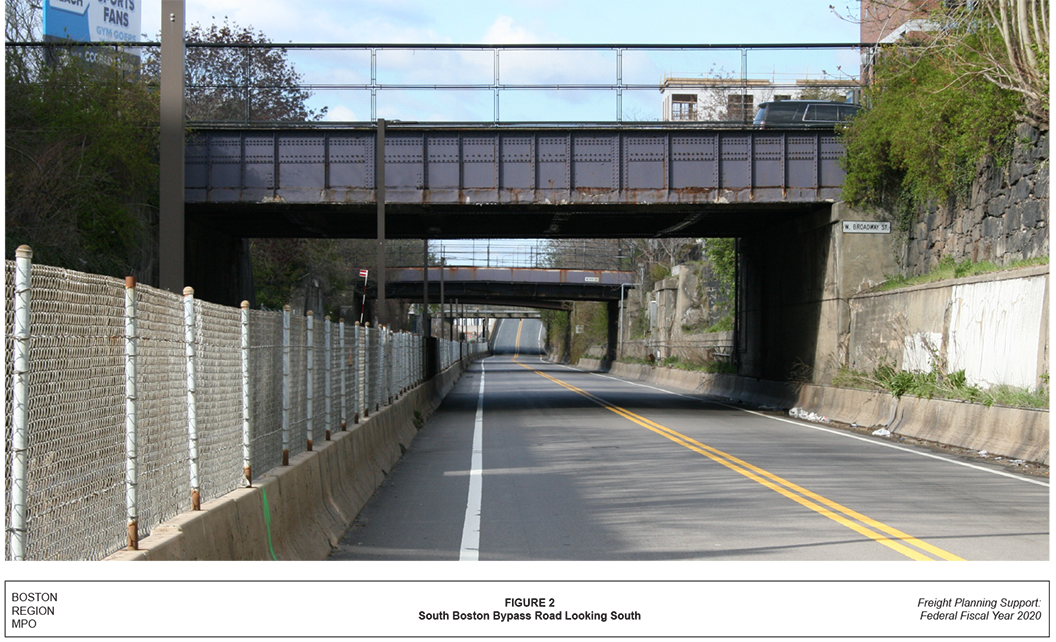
[381,267,635,310]
[185,121,845,241]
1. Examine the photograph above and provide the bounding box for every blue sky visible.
[140,1,864,122]
[143,1,861,46]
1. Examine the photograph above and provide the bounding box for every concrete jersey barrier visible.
[106,357,479,561]
[577,358,1049,466]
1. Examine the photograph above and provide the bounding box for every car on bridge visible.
[753,100,862,128]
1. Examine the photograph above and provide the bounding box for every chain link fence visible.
[5,253,486,560]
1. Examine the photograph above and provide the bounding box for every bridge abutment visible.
[738,203,896,383]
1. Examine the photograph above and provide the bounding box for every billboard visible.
[43,0,142,44]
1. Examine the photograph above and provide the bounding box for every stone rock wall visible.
[905,124,1049,275]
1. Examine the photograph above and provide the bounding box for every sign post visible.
[359,269,369,324]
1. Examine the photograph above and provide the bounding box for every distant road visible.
[330,322,1048,561]
[491,318,545,355]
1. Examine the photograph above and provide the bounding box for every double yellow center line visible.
[514,359,963,562]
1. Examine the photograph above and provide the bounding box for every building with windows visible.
[660,77,857,122]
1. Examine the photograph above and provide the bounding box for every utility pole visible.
[375,118,387,325]
[159,0,185,293]
[422,239,430,337]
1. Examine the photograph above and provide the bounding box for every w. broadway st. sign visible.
[185,123,847,239]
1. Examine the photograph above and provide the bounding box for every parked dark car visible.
[753,100,862,128]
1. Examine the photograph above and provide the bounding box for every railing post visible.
[241,300,252,486]
[183,287,200,511]
[339,318,347,430]
[8,246,32,560]
[282,304,290,466]
[124,275,138,550]
[306,310,314,452]
[324,315,332,441]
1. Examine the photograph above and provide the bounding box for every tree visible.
[143,18,327,122]
[840,0,1043,217]
[5,19,160,279]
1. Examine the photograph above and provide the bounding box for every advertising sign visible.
[44,0,142,45]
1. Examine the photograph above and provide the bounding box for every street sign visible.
[584,276,600,282]
[842,221,891,234]
[359,269,369,278]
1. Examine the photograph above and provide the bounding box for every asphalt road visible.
[329,319,1048,561]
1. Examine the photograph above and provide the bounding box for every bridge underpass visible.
[177,121,880,382]
[382,267,636,367]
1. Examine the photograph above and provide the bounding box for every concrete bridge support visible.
[602,300,619,371]
[737,203,896,383]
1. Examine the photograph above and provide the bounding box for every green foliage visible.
[874,256,1048,291]
[634,353,736,374]
[540,308,570,361]
[6,48,159,279]
[703,237,736,314]
[648,263,671,282]
[840,30,1022,217]
[704,316,734,333]
[833,363,1047,409]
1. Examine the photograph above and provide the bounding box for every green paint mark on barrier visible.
[261,487,278,560]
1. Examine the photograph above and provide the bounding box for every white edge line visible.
[578,369,1049,489]
[459,361,486,561]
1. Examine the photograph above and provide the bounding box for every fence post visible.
[363,323,371,417]
[282,304,290,466]
[324,315,332,441]
[339,318,347,430]
[8,246,32,560]
[353,321,361,424]
[183,287,200,511]
[384,326,391,405]
[123,275,139,551]
[241,301,252,486]
[306,310,314,452]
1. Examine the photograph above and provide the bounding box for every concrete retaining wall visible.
[577,359,1048,465]
[105,358,476,561]
[849,265,1049,390]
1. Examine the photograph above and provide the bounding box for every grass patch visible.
[832,364,1048,409]
[618,355,736,374]
[875,256,1048,292]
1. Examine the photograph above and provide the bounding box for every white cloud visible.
[482,16,540,44]
[322,105,359,122]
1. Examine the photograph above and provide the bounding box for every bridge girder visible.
[186,124,843,240]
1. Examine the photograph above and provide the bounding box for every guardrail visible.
[4,246,486,561]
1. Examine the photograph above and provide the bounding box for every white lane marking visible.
[582,370,1049,488]
[459,362,486,561]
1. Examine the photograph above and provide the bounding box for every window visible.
[726,94,753,122]
[804,104,839,121]
[671,94,697,120]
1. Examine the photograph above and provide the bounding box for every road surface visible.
[330,319,1048,561]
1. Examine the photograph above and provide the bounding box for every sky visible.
[137,0,864,123]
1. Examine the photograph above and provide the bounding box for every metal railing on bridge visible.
[5,41,866,124]
[4,247,485,561]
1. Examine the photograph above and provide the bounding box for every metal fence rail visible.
[4,249,485,561]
